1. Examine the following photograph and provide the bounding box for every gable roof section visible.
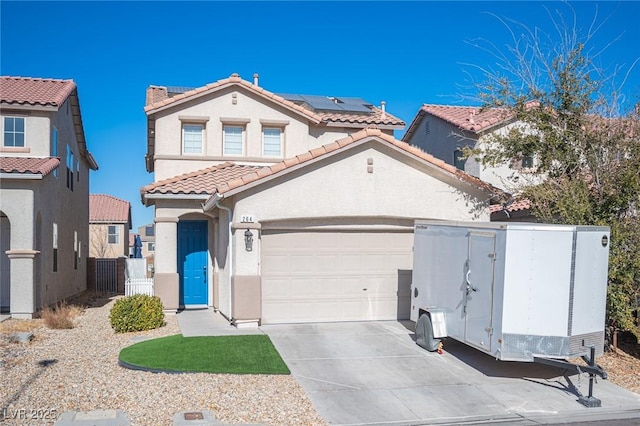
[90,194,132,226]
[402,104,511,142]
[144,74,405,127]
[141,129,503,207]
[0,157,60,176]
[213,128,500,199]
[0,76,76,107]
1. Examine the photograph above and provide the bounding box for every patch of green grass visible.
[119,334,290,375]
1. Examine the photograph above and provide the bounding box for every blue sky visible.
[2,1,639,230]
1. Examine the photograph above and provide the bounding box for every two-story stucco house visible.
[402,104,542,193]
[89,194,132,258]
[0,76,98,318]
[141,74,499,327]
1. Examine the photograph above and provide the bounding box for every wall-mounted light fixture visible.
[244,229,254,252]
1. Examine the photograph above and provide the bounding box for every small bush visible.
[109,294,165,333]
[41,301,81,329]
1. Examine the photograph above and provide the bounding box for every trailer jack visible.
[534,346,606,408]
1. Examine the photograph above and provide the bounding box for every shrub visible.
[109,294,165,333]
[41,301,81,329]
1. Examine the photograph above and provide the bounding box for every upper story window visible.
[3,116,25,147]
[52,127,58,177]
[262,127,282,157]
[66,145,74,191]
[223,125,244,156]
[147,242,155,252]
[108,225,119,244]
[145,225,154,236]
[183,124,204,154]
[453,149,466,170]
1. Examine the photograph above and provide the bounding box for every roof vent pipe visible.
[253,73,259,86]
[381,101,386,118]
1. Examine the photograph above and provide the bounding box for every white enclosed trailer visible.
[410,220,610,363]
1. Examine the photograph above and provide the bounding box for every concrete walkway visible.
[0,313,10,322]
[176,308,263,337]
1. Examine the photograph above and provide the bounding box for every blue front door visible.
[178,221,208,306]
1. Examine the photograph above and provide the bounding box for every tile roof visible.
[318,106,404,127]
[90,194,131,223]
[0,157,60,176]
[421,104,510,133]
[489,198,531,214]
[141,129,502,205]
[142,162,264,196]
[144,74,404,127]
[402,104,512,143]
[0,76,76,107]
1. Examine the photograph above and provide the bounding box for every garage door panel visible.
[262,278,292,298]
[262,231,413,324]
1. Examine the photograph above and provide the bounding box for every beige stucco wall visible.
[232,142,490,223]
[0,99,92,317]
[89,223,129,258]
[0,112,50,157]
[150,87,379,181]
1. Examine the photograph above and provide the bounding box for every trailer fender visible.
[416,313,441,352]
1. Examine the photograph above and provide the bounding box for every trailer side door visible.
[465,232,496,351]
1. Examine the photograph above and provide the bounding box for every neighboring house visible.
[137,223,155,277]
[137,223,155,258]
[402,104,542,192]
[141,73,498,326]
[89,194,132,258]
[0,76,98,318]
[128,233,137,258]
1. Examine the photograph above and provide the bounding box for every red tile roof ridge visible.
[489,198,532,213]
[420,104,512,133]
[141,161,238,193]
[0,76,76,107]
[144,76,322,123]
[89,194,131,223]
[90,193,129,202]
[0,156,61,175]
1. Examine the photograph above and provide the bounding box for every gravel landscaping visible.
[0,295,325,426]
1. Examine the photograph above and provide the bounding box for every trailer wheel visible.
[416,313,441,352]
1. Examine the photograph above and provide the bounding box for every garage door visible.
[261,231,413,324]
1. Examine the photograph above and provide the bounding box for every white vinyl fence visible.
[124,258,154,296]
[125,278,154,296]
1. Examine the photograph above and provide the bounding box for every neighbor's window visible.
[52,127,58,177]
[262,127,282,157]
[223,125,243,156]
[66,145,74,190]
[148,242,155,252]
[108,225,119,244]
[182,124,203,154]
[53,223,58,272]
[145,225,154,236]
[522,153,534,169]
[453,149,466,170]
[3,116,25,147]
[74,231,78,270]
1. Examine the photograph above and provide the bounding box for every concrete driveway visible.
[262,321,640,425]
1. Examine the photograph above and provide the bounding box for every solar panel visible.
[277,93,374,114]
[166,86,196,95]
